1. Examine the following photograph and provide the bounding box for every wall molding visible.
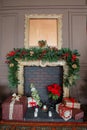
[0,0,87,11]
[1,0,86,7]
[1,6,87,11]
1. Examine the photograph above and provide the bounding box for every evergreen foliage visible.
[6,47,80,89]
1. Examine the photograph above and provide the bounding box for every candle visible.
[48,111,52,117]
[34,111,38,117]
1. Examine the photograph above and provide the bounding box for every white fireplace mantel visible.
[17,60,67,95]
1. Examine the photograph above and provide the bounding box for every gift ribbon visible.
[9,100,15,119]
[58,103,72,121]
[9,93,21,120]
[29,98,36,107]
[64,97,76,108]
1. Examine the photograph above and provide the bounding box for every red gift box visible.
[72,108,84,120]
[63,97,80,109]
[2,95,27,120]
[56,103,72,121]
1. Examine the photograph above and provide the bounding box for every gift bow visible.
[64,97,76,102]
[12,93,21,101]
[64,97,76,108]
[30,102,36,107]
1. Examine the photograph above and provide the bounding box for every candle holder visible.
[42,104,48,112]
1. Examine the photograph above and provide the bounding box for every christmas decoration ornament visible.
[30,83,42,107]
[30,51,34,56]
[6,47,80,89]
[47,83,62,100]
[38,40,47,48]
[56,103,72,121]
[72,64,77,69]
[9,63,14,67]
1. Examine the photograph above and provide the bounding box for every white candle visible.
[34,111,38,117]
[48,111,52,117]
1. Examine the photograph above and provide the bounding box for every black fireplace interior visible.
[24,66,63,103]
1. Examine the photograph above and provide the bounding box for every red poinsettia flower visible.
[72,54,77,62]
[7,51,16,57]
[47,83,62,100]
[48,86,53,91]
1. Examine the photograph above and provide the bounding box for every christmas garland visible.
[6,47,80,89]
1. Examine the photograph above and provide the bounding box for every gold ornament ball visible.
[9,63,14,67]
[72,64,77,69]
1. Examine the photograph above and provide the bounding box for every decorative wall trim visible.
[24,14,63,49]
[1,6,87,11]
[1,0,86,7]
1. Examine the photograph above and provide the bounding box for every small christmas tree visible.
[30,83,42,107]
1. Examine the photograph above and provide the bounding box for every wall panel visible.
[69,11,87,103]
[69,13,87,64]
[0,14,18,64]
[0,13,18,86]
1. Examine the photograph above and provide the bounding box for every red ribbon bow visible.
[64,97,76,108]
[29,98,36,107]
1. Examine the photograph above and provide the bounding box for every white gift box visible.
[28,97,37,107]
[56,103,72,121]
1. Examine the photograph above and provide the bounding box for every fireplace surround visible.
[17,60,66,96]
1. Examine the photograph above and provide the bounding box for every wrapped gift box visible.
[28,97,37,107]
[72,108,84,120]
[2,95,28,120]
[56,103,72,121]
[63,97,80,109]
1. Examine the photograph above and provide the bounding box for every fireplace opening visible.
[24,66,63,102]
